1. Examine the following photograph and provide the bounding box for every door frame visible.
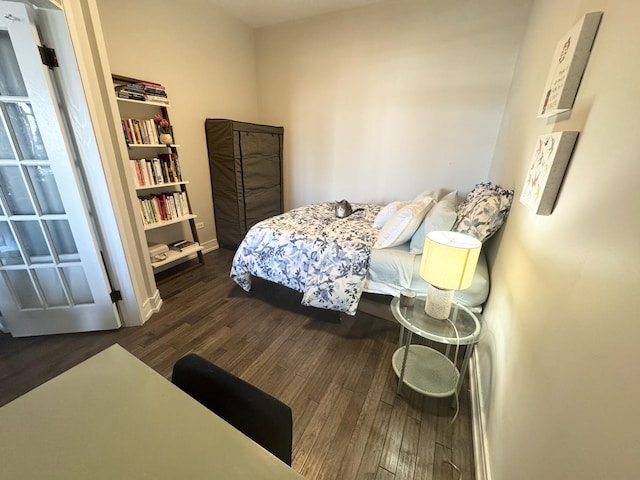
[28,0,162,327]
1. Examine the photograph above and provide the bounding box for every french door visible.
[0,2,120,336]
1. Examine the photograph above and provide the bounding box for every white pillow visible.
[374,194,436,249]
[413,189,438,201]
[409,190,458,254]
[373,200,409,229]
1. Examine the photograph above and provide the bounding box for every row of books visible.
[121,118,168,145]
[139,192,190,226]
[130,153,183,187]
[115,81,169,104]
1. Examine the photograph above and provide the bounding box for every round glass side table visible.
[390,294,481,398]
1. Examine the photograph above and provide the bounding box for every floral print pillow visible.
[453,182,514,242]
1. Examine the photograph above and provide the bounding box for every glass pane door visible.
[0,2,119,336]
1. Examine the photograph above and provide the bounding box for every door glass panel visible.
[0,5,118,335]
[27,166,64,214]
[4,270,41,308]
[62,266,93,304]
[0,221,23,265]
[34,268,68,307]
[0,121,15,159]
[5,102,47,160]
[13,221,51,264]
[45,220,78,258]
[0,166,35,215]
[0,30,28,97]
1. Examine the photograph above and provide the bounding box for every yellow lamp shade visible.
[420,231,481,290]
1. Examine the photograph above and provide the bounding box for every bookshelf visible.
[113,74,204,274]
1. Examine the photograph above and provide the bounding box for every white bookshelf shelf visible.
[151,244,203,269]
[143,214,197,231]
[116,96,171,108]
[136,181,188,192]
[127,143,180,148]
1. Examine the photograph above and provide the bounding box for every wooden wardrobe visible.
[205,119,284,247]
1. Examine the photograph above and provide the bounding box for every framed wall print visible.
[537,11,603,118]
[520,131,579,215]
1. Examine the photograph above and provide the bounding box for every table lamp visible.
[420,231,481,319]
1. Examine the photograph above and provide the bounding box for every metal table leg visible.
[456,344,474,395]
[396,330,412,395]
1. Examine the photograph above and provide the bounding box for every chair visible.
[171,353,293,465]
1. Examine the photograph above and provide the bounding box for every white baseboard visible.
[470,349,491,480]
[141,288,163,323]
[137,241,217,323]
[200,238,219,253]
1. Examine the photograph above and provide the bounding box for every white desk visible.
[0,344,305,479]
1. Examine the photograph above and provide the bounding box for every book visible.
[114,81,168,103]
[133,120,143,144]
[130,160,143,187]
[145,94,170,104]
[121,117,164,145]
[169,240,197,251]
[141,160,152,185]
[121,120,131,143]
[139,80,165,90]
[126,119,135,144]
[157,152,183,182]
[117,90,145,101]
[140,120,149,144]
[152,158,164,184]
[148,119,159,144]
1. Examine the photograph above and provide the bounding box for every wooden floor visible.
[0,248,475,480]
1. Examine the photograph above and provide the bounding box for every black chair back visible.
[172,353,293,465]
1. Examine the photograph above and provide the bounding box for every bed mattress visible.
[364,242,489,309]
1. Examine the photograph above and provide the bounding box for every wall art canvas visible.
[520,131,579,215]
[537,11,602,118]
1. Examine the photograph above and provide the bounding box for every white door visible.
[0,2,120,337]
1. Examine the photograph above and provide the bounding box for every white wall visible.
[481,1,640,479]
[254,0,532,209]
[95,0,531,246]
[95,0,259,247]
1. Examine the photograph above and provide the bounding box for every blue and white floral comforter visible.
[230,203,380,315]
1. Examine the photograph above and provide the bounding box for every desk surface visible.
[0,344,304,480]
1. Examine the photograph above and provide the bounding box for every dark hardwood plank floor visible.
[0,248,475,480]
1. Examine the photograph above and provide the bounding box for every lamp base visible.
[425,286,454,320]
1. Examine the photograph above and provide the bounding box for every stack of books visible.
[141,81,169,104]
[130,153,183,187]
[138,192,190,225]
[115,82,145,101]
[121,117,160,145]
[169,240,198,252]
[116,81,169,104]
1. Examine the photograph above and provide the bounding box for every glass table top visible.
[390,295,481,345]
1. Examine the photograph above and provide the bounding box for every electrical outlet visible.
[196,222,205,230]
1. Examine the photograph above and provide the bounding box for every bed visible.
[230,183,513,316]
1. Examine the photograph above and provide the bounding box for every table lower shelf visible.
[392,345,460,397]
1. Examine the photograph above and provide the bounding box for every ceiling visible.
[207,0,389,28]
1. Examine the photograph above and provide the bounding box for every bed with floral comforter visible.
[230,202,380,315]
